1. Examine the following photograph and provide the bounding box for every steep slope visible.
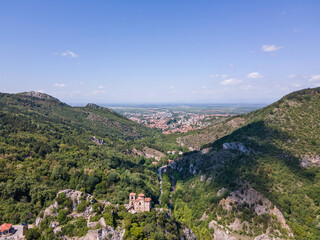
[0,92,162,226]
[167,88,320,239]
[0,91,156,141]
[177,115,248,150]
[179,87,320,166]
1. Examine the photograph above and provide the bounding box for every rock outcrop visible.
[90,136,105,145]
[222,142,251,154]
[209,220,236,240]
[300,154,320,167]
[37,189,121,239]
[22,91,58,100]
[77,226,125,240]
[182,227,197,240]
[219,183,293,237]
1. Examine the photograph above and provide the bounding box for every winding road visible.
[158,165,167,205]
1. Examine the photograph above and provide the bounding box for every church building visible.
[128,193,151,213]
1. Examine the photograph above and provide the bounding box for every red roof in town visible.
[138,193,145,197]
[129,193,136,196]
[0,223,12,232]
[145,198,151,202]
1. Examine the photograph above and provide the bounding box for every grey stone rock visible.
[222,142,250,153]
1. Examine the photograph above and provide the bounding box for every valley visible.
[1,89,320,239]
[108,104,264,135]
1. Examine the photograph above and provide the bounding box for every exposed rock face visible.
[200,212,208,221]
[61,189,93,211]
[38,189,123,239]
[200,175,206,182]
[42,189,94,220]
[227,218,247,232]
[301,154,320,167]
[22,91,56,100]
[182,227,197,240]
[63,226,125,240]
[219,183,293,237]
[222,142,251,153]
[91,136,105,145]
[53,226,62,234]
[43,201,58,218]
[86,103,103,109]
[88,217,107,229]
[254,234,272,240]
[35,216,42,227]
[49,220,60,228]
[209,220,236,240]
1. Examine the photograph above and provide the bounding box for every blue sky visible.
[1,1,320,104]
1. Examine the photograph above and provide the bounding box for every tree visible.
[25,228,41,240]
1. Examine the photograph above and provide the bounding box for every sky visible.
[1,0,320,104]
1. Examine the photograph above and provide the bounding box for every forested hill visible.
[0,91,162,225]
[167,87,320,239]
[207,87,320,166]
[0,91,157,141]
[179,87,320,165]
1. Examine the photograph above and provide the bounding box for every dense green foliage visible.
[169,88,320,239]
[2,88,320,239]
[0,92,161,224]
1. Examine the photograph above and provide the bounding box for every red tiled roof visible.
[129,193,136,196]
[0,223,12,232]
[145,198,151,202]
[138,193,145,197]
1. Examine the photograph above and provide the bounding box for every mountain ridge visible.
[168,87,320,239]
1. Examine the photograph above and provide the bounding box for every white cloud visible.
[292,83,301,88]
[309,75,320,82]
[54,83,66,88]
[262,45,283,52]
[59,50,78,58]
[98,85,105,89]
[201,85,207,89]
[220,78,242,86]
[170,86,175,89]
[246,72,264,79]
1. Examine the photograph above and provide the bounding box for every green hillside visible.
[0,92,162,224]
[168,88,320,239]
[2,89,320,239]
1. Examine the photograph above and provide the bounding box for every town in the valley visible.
[109,104,262,134]
[125,111,232,134]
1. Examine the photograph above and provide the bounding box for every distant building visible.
[0,223,14,236]
[128,193,151,213]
